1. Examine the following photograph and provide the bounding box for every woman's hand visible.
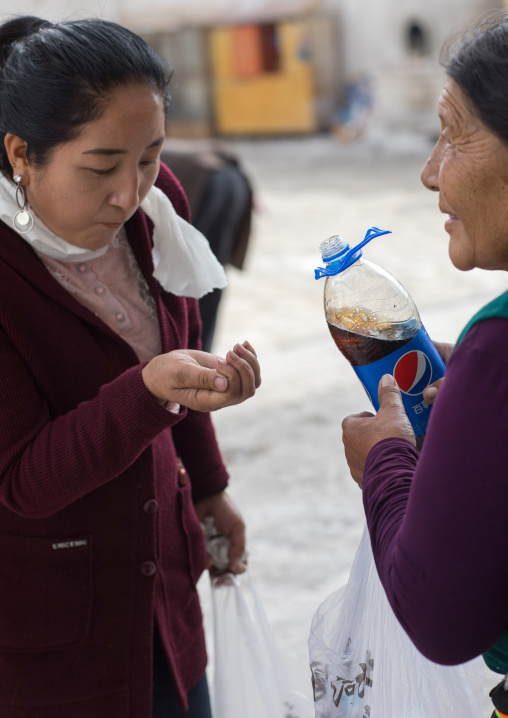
[142,340,261,413]
[423,341,454,405]
[195,490,247,575]
[342,374,415,488]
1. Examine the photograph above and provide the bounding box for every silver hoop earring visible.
[12,174,34,234]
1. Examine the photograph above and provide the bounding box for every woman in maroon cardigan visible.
[0,16,260,718]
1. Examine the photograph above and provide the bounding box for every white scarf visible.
[0,174,227,299]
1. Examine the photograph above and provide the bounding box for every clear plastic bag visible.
[211,573,314,718]
[308,524,484,717]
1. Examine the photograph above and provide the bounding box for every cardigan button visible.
[143,499,158,515]
[140,561,157,577]
[178,468,188,487]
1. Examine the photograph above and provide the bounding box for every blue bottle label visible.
[353,326,446,437]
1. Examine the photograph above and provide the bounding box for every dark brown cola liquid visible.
[327,322,413,367]
[328,321,425,448]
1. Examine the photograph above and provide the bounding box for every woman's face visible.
[421,77,508,272]
[23,83,166,249]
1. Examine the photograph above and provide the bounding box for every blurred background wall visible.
[122,0,505,141]
[0,0,504,143]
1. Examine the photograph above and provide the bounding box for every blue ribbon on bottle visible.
[314,227,392,279]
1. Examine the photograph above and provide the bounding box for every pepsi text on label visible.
[353,327,445,437]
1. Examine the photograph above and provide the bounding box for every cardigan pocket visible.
[0,533,93,652]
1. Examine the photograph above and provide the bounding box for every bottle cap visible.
[319,234,348,262]
[314,226,391,279]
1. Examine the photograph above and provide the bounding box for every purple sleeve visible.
[363,317,508,665]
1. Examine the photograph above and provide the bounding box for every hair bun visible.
[0,16,52,67]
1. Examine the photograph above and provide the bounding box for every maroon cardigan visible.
[0,163,229,717]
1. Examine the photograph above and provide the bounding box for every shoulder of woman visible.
[155,161,191,224]
[453,315,508,365]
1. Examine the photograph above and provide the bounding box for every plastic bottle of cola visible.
[315,227,445,448]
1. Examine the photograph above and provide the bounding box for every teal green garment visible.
[484,632,508,675]
[456,290,508,346]
[455,290,508,674]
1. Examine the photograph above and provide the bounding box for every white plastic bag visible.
[308,524,484,717]
[211,573,314,718]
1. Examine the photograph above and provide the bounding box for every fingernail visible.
[228,350,240,361]
[214,376,227,391]
[380,374,395,388]
[234,343,246,355]
[217,358,228,367]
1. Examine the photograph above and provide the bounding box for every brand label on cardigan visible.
[52,538,88,550]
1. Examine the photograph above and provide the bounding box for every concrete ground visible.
[196,131,506,716]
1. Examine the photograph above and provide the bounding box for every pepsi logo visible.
[394,350,433,395]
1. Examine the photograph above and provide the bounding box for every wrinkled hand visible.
[142,340,261,413]
[195,490,247,575]
[422,340,453,405]
[342,374,415,488]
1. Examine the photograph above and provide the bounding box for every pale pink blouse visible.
[38,229,161,363]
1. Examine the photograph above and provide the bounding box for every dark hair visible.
[0,16,172,173]
[441,11,508,144]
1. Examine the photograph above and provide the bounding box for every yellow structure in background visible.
[210,20,317,135]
